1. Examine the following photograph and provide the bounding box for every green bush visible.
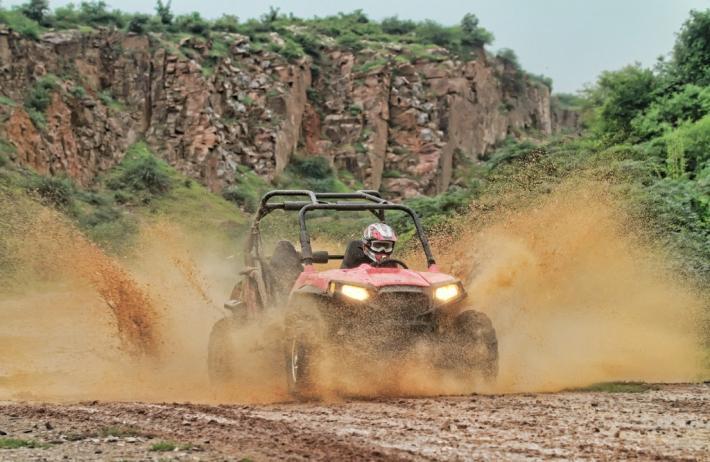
[127,13,150,33]
[292,32,323,58]
[24,74,59,114]
[212,14,239,32]
[335,32,366,52]
[150,441,176,452]
[106,142,173,196]
[390,187,473,232]
[665,115,710,175]
[222,165,270,213]
[288,156,331,179]
[0,139,15,162]
[19,0,49,24]
[381,16,416,35]
[276,155,349,193]
[172,12,210,37]
[27,175,75,209]
[631,84,710,139]
[50,3,81,29]
[77,0,126,28]
[414,20,455,48]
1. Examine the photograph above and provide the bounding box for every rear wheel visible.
[207,317,239,384]
[452,310,499,381]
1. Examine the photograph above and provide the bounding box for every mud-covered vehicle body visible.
[209,190,498,398]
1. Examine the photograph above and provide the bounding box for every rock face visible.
[0,28,578,198]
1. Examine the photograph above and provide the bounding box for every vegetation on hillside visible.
[395,9,709,284]
[0,5,706,287]
[0,141,245,254]
[0,1,497,61]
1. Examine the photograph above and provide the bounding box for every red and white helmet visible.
[362,223,397,263]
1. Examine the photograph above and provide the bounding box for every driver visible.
[341,223,398,269]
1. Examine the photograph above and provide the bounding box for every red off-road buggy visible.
[208,190,498,398]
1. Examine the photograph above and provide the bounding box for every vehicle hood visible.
[315,264,456,289]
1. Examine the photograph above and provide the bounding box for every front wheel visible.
[285,335,316,399]
[452,309,499,381]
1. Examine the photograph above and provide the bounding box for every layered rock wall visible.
[0,29,578,198]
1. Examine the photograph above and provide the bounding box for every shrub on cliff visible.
[27,175,76,209]
[0,8,42,39]
[106,142,173,200]
[74,0,126,28]
[171,12,210,37]
[212,14,239,33]
[127,14,150,33]
[381,16,416,35]
[460,13,493,49]
[222,165,270,213]
[24,74,58,113]
[19,0,49,24]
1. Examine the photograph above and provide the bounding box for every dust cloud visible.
[0,180,706,404]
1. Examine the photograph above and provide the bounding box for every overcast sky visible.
[5,0,708,93]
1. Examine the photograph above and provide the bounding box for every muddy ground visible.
[0,384,707,461]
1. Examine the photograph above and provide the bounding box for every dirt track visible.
[0,384,707,461]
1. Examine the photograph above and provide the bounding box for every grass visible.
[0,438,49,449]
[99,90,126,111]
[571,381,658,393]
[150,441,176,452]
[0,96,17,107]
[0,9,43,39]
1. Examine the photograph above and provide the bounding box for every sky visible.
[5,0,708,93]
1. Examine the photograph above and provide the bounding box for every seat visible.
[268,240,303,303]
[341,240,369,269]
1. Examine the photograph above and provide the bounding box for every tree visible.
[261,6,280,23]
[460,13,493,48]
[587,64,658,141]
[671,9,710,86]
[20,0,49,23]
[154,0,172,25]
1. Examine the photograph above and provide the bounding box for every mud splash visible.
[0,202,160,357]
[442,181,706,392]
[0,179,706,403]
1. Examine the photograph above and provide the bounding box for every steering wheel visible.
[372,258,409,269]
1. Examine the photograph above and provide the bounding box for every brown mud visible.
[0,384,707,461]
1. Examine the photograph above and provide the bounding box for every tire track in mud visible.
[0,384,707,461]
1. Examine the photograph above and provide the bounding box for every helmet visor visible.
[369,240,394,253]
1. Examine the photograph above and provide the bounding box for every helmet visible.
[362,223,397,263]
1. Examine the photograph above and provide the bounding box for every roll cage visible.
[246,190,437,269]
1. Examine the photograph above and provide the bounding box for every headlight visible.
[340,284,370,301]
[434,283,460,303]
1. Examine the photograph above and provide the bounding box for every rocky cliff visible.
[0,28,578,199]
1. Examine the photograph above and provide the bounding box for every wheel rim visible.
[290,338,300,384]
